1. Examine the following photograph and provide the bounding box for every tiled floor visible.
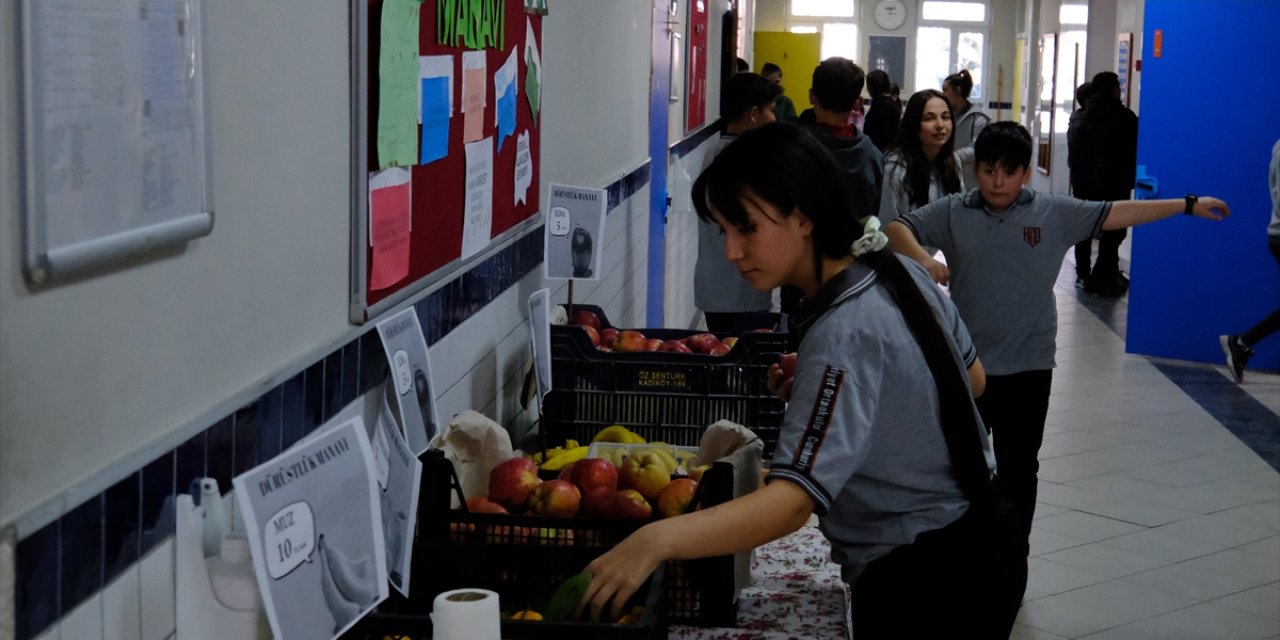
[1008,263,1280,640]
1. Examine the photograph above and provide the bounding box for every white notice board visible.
[20,0,214,284]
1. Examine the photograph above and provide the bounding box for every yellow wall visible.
[752,32,820,113]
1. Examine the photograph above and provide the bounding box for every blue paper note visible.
[497,85,516,153]
[420,77,450,165]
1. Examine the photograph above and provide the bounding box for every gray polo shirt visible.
[898,188,1111,375]
[767,257,994,580]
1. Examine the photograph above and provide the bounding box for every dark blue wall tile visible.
[323,350,344,420]
[174,431,207,505]
[303,361,325,434]
[341,340,360,409]
[141,450,175,554]
[103,472,141,583]
[281,371,307,450]
[258,386,285,463]
[233,403,260,477]
[59,495,102,615]
[359,330,387,395]
[16,520,59,640]
[205,416,234,496]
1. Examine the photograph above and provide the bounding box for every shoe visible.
[1220,334,1253,383]
[1075,277,1087,289]
[1084,274,1127,297]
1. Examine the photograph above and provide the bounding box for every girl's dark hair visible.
[693,123,859,283]
[974,121,1033,171]
[695,122,994,506]
[891,89,963,208]
[944,69,975,99]
[866,69,892,97]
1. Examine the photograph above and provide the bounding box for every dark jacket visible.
[1065,108,1090,197]
[799,122,885,219]
[863,96,901,151]
[1080,98,1139,200]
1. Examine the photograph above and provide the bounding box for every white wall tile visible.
[33,625,59,640]
[139,540,174,640]
[59,594,102,640]
[102,566,140,640]
[2,531,13,640]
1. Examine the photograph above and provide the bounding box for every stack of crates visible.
[542,304,788,458]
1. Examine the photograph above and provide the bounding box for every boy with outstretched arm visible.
[885,121,1229,638]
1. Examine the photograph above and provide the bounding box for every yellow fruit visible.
[623,431,647,444]
[512,609,543,620]
[592,425,634,443]
[617,605,645,624]
[541,445,589,471]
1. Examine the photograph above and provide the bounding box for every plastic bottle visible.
[206,533,260,611]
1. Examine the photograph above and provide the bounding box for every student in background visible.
[579,123,998,639]
[695,72,779,332]
[1066,81,1096,288]
[878,89,965,230]
[943,69,990,176]
[863,69,901,151]
[1076,71,1139,296]
[735,57,749,74]
[1220,138,1280,383]
[761,62,798,124]
[885,122,1230,637]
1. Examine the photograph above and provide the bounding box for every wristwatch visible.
[1184,193,1198,216]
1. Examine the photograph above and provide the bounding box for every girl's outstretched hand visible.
[1191,196,1230,220]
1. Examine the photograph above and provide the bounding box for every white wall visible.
[0,0,655,535]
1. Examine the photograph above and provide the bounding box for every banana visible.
[544,570,593,621]
[565,439,581,450]
[592,425,634,443]
[647,446,680,473]
[541,445,589,471]
[623,431,647,444]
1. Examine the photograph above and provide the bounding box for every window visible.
[914,0,988,98]
[788,0,859,62]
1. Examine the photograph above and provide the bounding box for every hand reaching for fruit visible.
[767,352,798,401]
[578,524,666,622]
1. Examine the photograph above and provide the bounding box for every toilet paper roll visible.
[431,588,501,640]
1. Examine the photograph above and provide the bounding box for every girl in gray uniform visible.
[578,124,1002,638]
[878,89,966,229]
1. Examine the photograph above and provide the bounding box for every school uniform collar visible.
[963,187,1036,213]
[790,260,877,343]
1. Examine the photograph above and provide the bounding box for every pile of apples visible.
[568,308,758,355]
[467,452,701,522]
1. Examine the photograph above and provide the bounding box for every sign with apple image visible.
[544,183,607,281]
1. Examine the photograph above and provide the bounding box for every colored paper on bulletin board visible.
[461,138,494,259]
[462,51,487,142]
[524,18,541,121]
[377,0,420,168]
[420,77,450,164]
[369,168,412,290]
[494,50,518,152]
[417,55,454,123]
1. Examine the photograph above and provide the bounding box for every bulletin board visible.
[685,0,708,132]
[351,0,544,323]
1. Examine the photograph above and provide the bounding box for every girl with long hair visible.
[879,89,965,228]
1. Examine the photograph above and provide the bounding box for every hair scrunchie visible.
[851,216,889,257]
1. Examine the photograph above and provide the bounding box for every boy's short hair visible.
[1090,71,1120,97]
[720,72,782,122]
[761,62,782,77]
[810,57,865,113]
[974,122,1033,171]
[867,69,891,96]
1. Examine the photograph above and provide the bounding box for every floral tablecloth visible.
[668,524,851,640]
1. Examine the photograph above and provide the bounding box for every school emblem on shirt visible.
[1023,226,1042,248]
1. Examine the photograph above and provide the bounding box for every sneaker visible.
[1075,277,1087,289]
[1219,334,1254,383]
[1085,274,1127,297]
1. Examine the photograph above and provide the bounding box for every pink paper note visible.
[463,66,486,142]
[370,182,411,290]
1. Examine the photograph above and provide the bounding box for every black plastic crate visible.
[547,305,787,457]
[347,548,666,640]
[401,452,739,627]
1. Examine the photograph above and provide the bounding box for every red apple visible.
[570,309,601,331]
[656,478,698,518]
[581,325,601,347]
[581,486,617,518]
[528,479,582,518]
[558,461,576,481]
[709,342,731,356]
[657,339,692,353]
[604,489,652,521]
[721,336,739,350]
[599,328,619,348]
[569,458,618,495]
[619,450,672,501]
[777,352,798,379]
[465,496,509,514]
[489,456,542,511]
[645,338,664,352]
[686,333,721,354]
[612,330,649,353]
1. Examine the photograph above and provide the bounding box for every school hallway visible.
[1006,254,1280,640]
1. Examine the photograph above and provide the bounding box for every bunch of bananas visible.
[591,424,646,444]
[533,439,587,471]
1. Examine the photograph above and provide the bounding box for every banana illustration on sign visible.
[317,534,378,631]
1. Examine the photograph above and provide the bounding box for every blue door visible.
[1126,0,1280,372]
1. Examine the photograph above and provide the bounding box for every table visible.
[669,523,851,640]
